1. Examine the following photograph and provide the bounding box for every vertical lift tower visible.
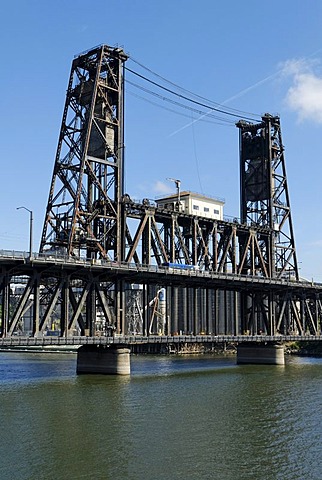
[40,45,127,261]
[237,114,299,336]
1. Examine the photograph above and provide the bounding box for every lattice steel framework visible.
[123,201,271,276]
[1,260,322,338]
[237,114,299,334]
[40,45,128,260]
[237,114,298,280]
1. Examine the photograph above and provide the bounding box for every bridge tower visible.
[237,114,298,279]
[237,114,299,334]
[40,45,128,260]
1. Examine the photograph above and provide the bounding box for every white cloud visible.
[282,58,322,123]
[153,180,173,195]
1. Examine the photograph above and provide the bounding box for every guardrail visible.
[0,250,320,289]
[1,334,322,347]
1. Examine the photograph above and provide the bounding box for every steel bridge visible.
[1,44,322,370]
[1,244,322,342]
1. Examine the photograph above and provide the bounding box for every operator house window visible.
[214,209,219,214]
[204,207,209,212]
[193,205,199,210]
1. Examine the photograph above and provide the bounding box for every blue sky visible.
[2,0,322,280]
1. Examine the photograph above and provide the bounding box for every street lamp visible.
[16,206,33,258]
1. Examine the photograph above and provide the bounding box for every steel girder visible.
[40,45,127,260]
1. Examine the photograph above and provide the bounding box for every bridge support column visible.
[237,343,285,365]
[76,345,131,375]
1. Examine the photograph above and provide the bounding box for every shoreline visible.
[1,340,322,357]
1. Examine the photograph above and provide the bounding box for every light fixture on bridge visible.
[166,177,181,211]
[16,206,33,259]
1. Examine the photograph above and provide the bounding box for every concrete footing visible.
[237,343,285,365]
[76,345,131,375]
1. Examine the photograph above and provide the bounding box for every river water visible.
[0,351,322,480]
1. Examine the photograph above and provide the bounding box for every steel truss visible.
[124,201,272,275]
[237,114,298,280]
[1,260,322,338]
[40,45,127,260]
[0,270,117,338]
[237,114,300,334]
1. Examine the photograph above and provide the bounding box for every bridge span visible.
[1,251,322,342]
[2,45,322,374]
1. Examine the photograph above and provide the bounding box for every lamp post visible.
[17,206,33,258]
[166,177,181,211]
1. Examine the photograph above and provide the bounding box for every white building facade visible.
[156,191,224,221]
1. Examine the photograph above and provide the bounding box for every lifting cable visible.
[125,61,261,123]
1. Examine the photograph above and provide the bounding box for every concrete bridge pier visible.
[237,343,285,365]
[76,345,131,375]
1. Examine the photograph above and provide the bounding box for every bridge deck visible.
[0,334,321,348]
[0,250,321,292]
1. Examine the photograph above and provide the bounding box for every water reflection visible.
[0,353,322,479]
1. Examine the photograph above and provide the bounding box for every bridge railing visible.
[0,249,321,289]
[1,334,322,347]
[0,250,30,259]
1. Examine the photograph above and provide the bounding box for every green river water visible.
[0,352,321,480]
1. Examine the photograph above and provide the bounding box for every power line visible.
[190,112,204,194]
[127,90,234,126]
[125,64,261,122]
[126,79,237,125]
[128,56,261,119]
